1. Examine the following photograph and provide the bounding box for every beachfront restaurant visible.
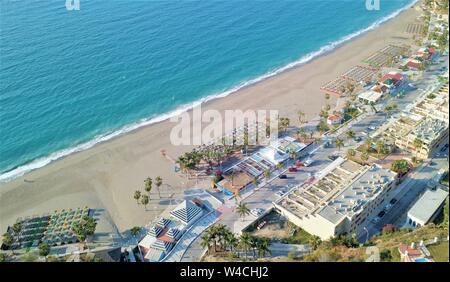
[138,200,203,262]
[216,137,308,196]
[378,72,404,92]
[358,90,384,104]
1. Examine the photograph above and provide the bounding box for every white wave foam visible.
[0,0,417,183]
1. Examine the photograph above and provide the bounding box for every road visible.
[179,54,449,261]
[357,157,449,243]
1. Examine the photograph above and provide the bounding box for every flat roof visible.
[410,117,448,143]
[408,188,448,224]
[258,146,289,165]
[325,164,397,220]
[358,91,384,103]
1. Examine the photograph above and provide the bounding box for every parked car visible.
[303,158,314,167]
[275,191,285,197]
[354,136,362,142]
[295,161,305,167]
[328,154,339,161]
[251,208,265,217]
[278,174,287,179]
[288,167,298,172]
[256,221,267,230]
[378,210,386,218]
[389,198,397,205]
[384,203,393,211]
[371,217,381,224]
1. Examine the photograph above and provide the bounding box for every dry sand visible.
[0,4,422,233]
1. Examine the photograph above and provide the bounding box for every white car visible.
[250,208,265,217]
[275,191,285,197]
[303,158,314,167]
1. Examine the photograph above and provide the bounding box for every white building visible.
[406,188,448,228]
[327,112,343,126]
[274,158,398,240]
[138,200,204,262]
[358,90,384,104]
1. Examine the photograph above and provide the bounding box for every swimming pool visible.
[414,258,431,262]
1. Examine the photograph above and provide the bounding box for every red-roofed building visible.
[415,47,437,61]
[406,59,423,70]
[327,112,343,126]
[379,72,404,89]
[398,243,434,262]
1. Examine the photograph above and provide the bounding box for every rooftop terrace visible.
[277,158,397,225]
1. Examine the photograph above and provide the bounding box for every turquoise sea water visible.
[0,0,415,181]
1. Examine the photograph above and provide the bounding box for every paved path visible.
[164,211,218,262]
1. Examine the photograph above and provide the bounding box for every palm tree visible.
[250,235,258,259]
[144,177,152,195]
[72,216,97,249]
[309,236,322,250]
[38,243,50,257]
[140,195,149,210]
[346,130,355,140]
[236,203,250,221]
[298,128,308,142]
[391,159,410,175]
[276,162,284,171]
[376,139,385,157]
[215,224,227,252]
[257,238,271,258]
[239,232,252,259]
[201,233,213,255]
[133,190,141,205]
[234,188,241,204]
[2,232,14,251]
[11,222,22,246]
[361,152,369,163]
[264,169,271,179]
[297,110,306,126]
[317,121,329,135]
[130,226,141,238]
[346,82,355,94]
[207,225,219,253]
[364,137,373,152]
[334,138,344,151]
[289,151,297,160]
[252,177,258,188]
[346,148,356,158]
[319,109,329,119]
[155,176,163,198]
[225,231,238,253]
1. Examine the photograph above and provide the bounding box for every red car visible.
[288,167,297,172]
[295,161,304,167]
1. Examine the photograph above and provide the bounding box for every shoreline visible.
[0,0,418,183]
[0,2,422,233]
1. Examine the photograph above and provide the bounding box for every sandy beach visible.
[0,3,422,233]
